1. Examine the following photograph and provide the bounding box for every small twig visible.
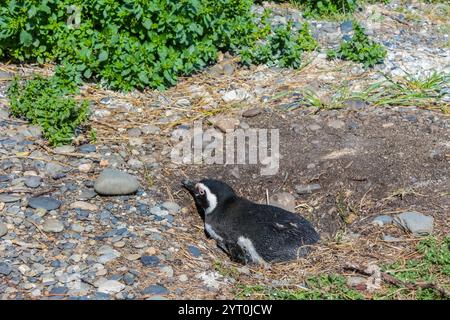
[33,139,101,160]
[344,263,450,299]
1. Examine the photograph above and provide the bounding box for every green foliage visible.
[237,274,364,300]
[350,72,449,112]
[381,236,450,300]
[7,70,89,146]
[240,21,318,69]
[303,0,358,17]
[0,1,324,92]
[0,0,260,91]
[327,22,386,67]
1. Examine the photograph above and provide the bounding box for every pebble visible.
[78,163,92,173]
[382,235,402,242]
[54,145,75,154]
[295,184,321,195]
[393,211,434,236]
[127,128,142,137]
[222,89,251,103]
[161,202,180,214]
[94,168,139,196]
[78,144,96,153]
[0,223,8,237]
[187,245,202,258]
[179,275,188,282]
[143,284,169,296]
[340,20,353,33]
[328,119,346,129]
[42,219,64,233]
[269,192,296,212]
[347,276,366,288]
[140,255,160,267]
[371,215,393,227]
[0,262,12,276]
[242,108,262,118]
[28,196,62,211]
[213,117,240,133]
[70,201,98,211]
[141,125,160,135]
[97,280,125,294]
[0,194,21,203]
[25,176,42,188]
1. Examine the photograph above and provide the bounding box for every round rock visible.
[25,176,42,188]
[28,196,61,210]
[0,222,8,237]
[42,219,64,233]
[94,168,139,196]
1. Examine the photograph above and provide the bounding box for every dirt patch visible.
[165,106,449,238]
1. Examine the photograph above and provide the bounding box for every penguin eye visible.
[199,188,205,196]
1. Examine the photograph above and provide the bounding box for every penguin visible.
[182,179,320,265]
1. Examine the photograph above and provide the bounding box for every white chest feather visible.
[205,223,223,242]
[237,236,267,265]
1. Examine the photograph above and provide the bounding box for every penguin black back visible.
[182,178,320,264]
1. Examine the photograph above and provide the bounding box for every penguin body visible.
[183,179,320,264]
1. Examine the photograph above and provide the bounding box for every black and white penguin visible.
[182,179,320,265]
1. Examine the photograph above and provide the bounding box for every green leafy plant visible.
[303,0,358,17]
[7,70,89,146]
[237,274,364,300]
[240,21,318,69]
[380,236,450,300]
[327,22,386,67]
[350,72,449,112]
[0,0,269,91]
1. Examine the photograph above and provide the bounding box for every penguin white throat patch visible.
[196,183,217,215]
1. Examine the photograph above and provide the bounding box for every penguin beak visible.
[181,179,196,193]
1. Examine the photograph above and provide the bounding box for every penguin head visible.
[182,179,236,215]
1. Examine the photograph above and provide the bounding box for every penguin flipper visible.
[223,241,253,264]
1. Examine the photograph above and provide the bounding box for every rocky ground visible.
[0,1,449,299]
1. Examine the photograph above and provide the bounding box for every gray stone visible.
[340,20,353,33]
[161,202,180,214]
[77,189,97,201]
[0,194,21,203]
[42,219,64,233]
[187,245,201,258]
[175,98,191,107]
[328,119,346,129]
[127,128,142,137]
[242,108,262,118]
[97,280,125,294]
[94,168,139,196]
[295,184,321,195]
[141,255,160,267]
[0,262,12,276]
[222,89,251,103]
[0,108,9,120]
[143,284,168,295]
[371,215,393,227]
[78,144,96,153]
[393,211,434,236]
[28,196,61,211]
[45,163,66,176]
[141,125,160,135]
[25,176,42,188]
[23,126,42,138]
[269,192,296,212]
[344,99,366,109]
[54,146,75,154]
[223,63,234,76]
[0,223,8,237]
[347,276,366,288]
[382,235,402,242]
